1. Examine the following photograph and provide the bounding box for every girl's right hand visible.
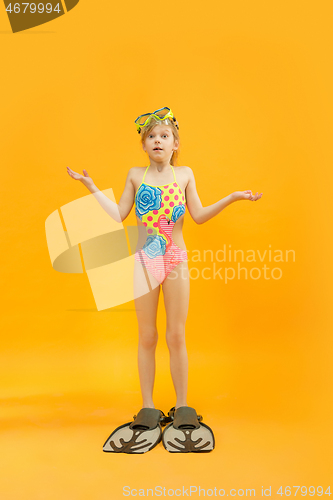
[233,190,263,201]
[66,166,95,190]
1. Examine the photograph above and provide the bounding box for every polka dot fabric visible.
[143,184,185,236]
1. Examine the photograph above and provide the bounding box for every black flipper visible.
[103,408,165,454]
[162,406,215,453]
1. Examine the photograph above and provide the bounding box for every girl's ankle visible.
[175,404,188,410]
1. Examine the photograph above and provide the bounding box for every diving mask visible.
[135,107,179,134]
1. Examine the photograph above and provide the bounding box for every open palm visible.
[66,166,95,189]
[234,190,263,201]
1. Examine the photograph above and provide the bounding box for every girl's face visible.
[143,124,178,161]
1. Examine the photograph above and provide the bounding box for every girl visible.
[66,107,263,454]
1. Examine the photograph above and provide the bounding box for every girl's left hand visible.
[233,190,263,201]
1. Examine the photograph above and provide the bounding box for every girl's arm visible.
[66,166,135,223]
[185,167,263,225]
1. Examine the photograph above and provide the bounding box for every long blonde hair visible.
[139,116,180,166]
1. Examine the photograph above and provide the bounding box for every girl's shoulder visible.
[175,166,192,190]
[130,166,147,183]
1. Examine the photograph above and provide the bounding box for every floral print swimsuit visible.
[134,165,188,284]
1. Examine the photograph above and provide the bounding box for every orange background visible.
[1,1,333,498]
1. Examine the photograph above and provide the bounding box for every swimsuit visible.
[134,165,188,284]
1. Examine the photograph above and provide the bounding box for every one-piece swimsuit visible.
[134,164,188,284]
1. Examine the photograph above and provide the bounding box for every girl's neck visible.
[148,161,172,173]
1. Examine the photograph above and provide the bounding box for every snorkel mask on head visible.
[134,106,179,134]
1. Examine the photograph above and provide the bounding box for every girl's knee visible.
[166,327,186,350]
[138,326,158,349]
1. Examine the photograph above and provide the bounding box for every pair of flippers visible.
[102,406,215,454]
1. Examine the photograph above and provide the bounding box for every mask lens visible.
[136,113,151,126]
[154,107,170,119]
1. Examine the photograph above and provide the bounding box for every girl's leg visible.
[134,259,161,409]
[162,261,190,409]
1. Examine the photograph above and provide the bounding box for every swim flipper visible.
[162,406,215,453]
[102,408,167,454]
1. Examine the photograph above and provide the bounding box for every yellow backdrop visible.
[1,0,332,498]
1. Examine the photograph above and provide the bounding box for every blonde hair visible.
[139,116,180,166]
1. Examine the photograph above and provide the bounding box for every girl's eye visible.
[148,134,168,138]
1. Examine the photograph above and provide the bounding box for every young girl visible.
[66,107,263,454]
